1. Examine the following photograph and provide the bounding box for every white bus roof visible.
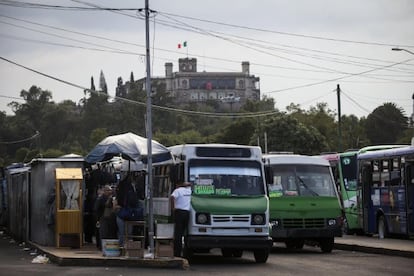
[168,144,263,159]
[357,145,414,160]
[264,154,331,166]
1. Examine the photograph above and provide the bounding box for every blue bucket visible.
[102,239,120,257]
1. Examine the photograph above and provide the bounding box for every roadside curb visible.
[28,241,189,269]
[334,243,414,259]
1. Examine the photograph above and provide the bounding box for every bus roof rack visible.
[344,148,359,152]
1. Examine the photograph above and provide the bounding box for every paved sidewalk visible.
[29,241,189,269]
[334,234,414,258]
[22,234,414,268]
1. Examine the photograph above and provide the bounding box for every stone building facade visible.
[117,57,261,111]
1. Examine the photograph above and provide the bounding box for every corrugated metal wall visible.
[3,158,84,246]
[5,167,30,242]
[30,159,84,246]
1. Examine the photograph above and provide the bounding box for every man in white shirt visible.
[170,181,192,257]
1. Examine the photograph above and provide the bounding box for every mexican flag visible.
[178,41,187,48]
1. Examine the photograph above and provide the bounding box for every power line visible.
[0,0,142,11]
[155,12,414,87]
[1,5,412,115]
[2,13,414,84]
[154,13,414,75]
[3,2,414,81]
[0,55,279,119]
[266,57,414,94]
[157,11,414,49]
[0,130,40,144]
[4,1,414,49]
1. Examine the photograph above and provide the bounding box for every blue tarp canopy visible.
[85,132,172,164]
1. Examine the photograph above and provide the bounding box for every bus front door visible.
[361,164,373,234]
[406,163,414,235]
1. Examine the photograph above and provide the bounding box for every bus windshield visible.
[268,164,336,197]
[339,155,358,191]
[188,159,264,196]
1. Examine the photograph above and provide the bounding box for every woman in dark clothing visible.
[94,185,117,249]
[114,172,145,246]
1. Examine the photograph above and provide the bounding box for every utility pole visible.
[145,0,154,256]
[337,84,342,152]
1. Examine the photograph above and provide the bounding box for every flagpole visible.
[144,0,154,256]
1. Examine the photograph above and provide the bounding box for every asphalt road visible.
[0,229,413,276]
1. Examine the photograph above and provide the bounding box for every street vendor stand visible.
[55,168,83,248]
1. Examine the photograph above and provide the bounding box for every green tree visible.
[255,113,328,155]
[288,102,337,152]
[216,119,256,145]
[99,70,108,94]
[340,114,368,150]
[90,76,96,91]
[8,86,53,132]
[89,128,108,149]
[365,103,408,144]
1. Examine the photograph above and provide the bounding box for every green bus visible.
[162,144,273,263]
[264,153,343,253]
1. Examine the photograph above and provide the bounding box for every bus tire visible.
[378,215,388,239]
[253,248,269,263]
[319,237,334,253]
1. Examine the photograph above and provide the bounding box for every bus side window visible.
[372,160,380,187]
[362,163,372,186]
[390,158,401,186]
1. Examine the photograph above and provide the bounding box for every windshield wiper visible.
[296,176,319,196]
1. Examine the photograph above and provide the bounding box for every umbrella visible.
[85,132,172,164]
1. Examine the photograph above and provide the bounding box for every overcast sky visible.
[1,0,413,120]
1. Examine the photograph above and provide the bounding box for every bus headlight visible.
[251,214,265,225]
[270,219,280,228]
[196,213,210,225]
[327,219,337,226]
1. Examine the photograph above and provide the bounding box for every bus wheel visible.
[319,237,334,253]
[378,215,388,239]
[253,248,269,263]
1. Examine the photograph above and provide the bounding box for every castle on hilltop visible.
[116,57,261,111]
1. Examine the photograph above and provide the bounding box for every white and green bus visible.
[264,153,343,253]
[166,144,273,263]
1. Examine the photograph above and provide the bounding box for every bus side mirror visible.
[265,166,274,185]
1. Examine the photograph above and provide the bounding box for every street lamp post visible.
[392,47,414,145]
[392,47,414,55]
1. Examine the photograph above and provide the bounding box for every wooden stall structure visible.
[55,168,83,248]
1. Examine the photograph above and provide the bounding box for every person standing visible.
[114,172,144,246]
[93,184,112,250]
[170,181,192,257]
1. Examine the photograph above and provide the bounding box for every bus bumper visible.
[187,235,273,249]
[271,226,342,239]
